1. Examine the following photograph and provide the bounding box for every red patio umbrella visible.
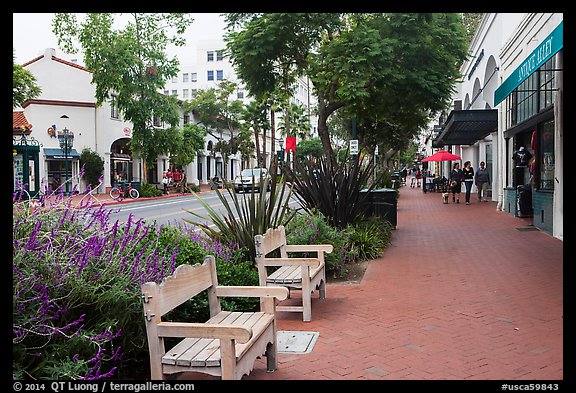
[421,150,461,162]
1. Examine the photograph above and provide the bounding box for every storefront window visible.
[539,120,554,190]
[505,56,557,129]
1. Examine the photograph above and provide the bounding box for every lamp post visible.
[57,115,74,196]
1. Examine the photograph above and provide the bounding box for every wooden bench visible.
[141,255,289,380]
[254,226,333,322]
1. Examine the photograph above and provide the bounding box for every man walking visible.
[475,161,490,202]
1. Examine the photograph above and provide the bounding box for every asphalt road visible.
[103,191,302,228]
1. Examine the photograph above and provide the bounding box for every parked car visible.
[234,168,271,193]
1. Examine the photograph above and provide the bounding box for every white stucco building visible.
[429,13,563,240]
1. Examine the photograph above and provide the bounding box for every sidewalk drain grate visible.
[516,227,539,232]
[277,331,319,354]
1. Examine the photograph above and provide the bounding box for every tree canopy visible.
[52,13,195,181]
[13,50,41,109]
[224,13,469,168]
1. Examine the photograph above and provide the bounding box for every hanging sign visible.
[494,20,563,106]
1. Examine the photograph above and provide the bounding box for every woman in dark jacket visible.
[449,162,463,203]
[462,161,474,205]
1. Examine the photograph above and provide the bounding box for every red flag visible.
[285,137,296,152]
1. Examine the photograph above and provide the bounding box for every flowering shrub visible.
[13,192,254,380]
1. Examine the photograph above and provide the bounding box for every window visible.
[207,70,214,81]
[216,70,223,81]
[183,89,189,99]
[171,90,177,96]
[191,72,197,82]
[183,73,189,83]
[153,115,162,127]
[216,50,223,61]
[207,51,214,62]
[539,120,554,190]
[505,56,557,129]
[237,91,244,99]
[163,90,169,95]
[172,76,177,83]
[184,114,190,125]
[110,94,119,119]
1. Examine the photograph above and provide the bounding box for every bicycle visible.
[109,182,140,200]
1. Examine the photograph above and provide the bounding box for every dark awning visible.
[432,109,497,148]
[111,153,132,161]
[44,148,80,159]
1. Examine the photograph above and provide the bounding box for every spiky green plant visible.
[184,159,296,262]
[287,150,382,229]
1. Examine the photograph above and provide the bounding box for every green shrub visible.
[285,209,352,278]
[139,182,163,197]
[347,217,394,262]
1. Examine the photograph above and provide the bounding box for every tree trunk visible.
[269,109,275,169]
[317,102,337,170]
[254,129,262,168]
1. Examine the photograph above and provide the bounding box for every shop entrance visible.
[110,138,133,184]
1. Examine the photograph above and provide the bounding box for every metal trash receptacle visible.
[361,188,397,228]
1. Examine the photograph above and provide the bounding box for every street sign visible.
[350,139,359,154]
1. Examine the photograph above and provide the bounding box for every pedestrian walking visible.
[401,167,408,186]
[462,161,474,205]
[449,162,463,203]
[475,161,490,202]
[162,172,168,194]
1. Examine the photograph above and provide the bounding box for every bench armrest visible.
[263,257,321,268]
[216,285,289,301]
[156,321,253,344]
[284,244,333,254]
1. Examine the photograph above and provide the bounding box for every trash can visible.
[131,181,141,193]
[517,184,533,217]
[360,188,398,228]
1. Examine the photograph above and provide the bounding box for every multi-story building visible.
[164,37,318,172]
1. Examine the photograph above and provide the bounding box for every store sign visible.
[494,20,563,106]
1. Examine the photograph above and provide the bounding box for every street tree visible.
[224,13,468,169]
[242,99,270,168]
[13,50,41,108]
[52,13,194,182]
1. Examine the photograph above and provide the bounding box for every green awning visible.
[44,148,80,159]
[494,20,563,106]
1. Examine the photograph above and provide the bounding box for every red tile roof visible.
[22,52,91,73]
[13,111,32,134]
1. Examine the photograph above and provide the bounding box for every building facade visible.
[13,48,193,195]
[430,13,563,240]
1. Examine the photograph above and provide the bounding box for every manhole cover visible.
[277,331,319,354]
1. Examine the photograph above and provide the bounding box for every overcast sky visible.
[13,13,227,65]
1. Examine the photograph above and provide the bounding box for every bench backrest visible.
[254,226,288,285]
[255,225,287,256]
[141,256,221,320]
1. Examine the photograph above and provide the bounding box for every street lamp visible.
[57,115,74,196]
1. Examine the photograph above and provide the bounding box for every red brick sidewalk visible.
[178,185,564,381]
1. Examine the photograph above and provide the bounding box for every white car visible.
[234,168,271,193]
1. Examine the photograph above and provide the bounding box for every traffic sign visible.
[350,139,359,154]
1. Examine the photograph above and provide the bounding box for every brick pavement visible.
[176,184,564,381]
